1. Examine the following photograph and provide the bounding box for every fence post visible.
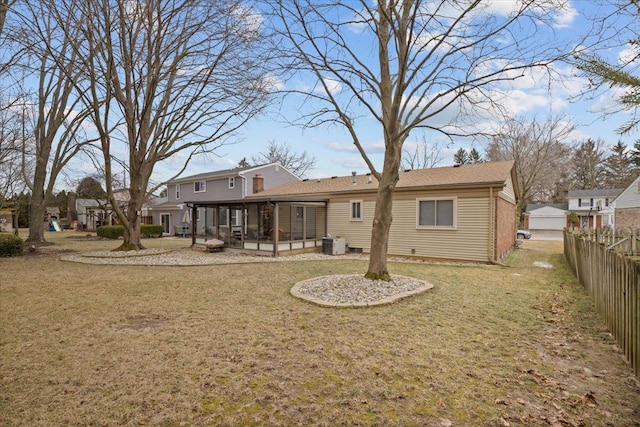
[564,230,640,378]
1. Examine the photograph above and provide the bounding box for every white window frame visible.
[228,177,235,189]
[350,200,363,221]
[194,180,206,193]
[175,184,180,200]
[416,197,457,229]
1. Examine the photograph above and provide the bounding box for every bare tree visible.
[401,136,443,170]
[271,0,577,279]
[486,115,574,215]
[251,140,316,177]
[0,102,27,211]
[4,0,94,245]
[0,0,15,37]
[60,0,272,250]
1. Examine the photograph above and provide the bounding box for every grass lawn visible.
[1,232,638,426]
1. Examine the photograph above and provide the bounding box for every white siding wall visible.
[615,176,640,209]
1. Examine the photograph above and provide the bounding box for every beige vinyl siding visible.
[326,189,492,262]
[500,175,516,203]
[390,197,490,261]
[327,199,373,249]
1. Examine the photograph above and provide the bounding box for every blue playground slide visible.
[50,218,62,232]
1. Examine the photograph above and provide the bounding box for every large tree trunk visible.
[26,200,47,244]
[115,203,144,251]
[366,145,401,281]
[113,170,146,251]
[25,161,49,245]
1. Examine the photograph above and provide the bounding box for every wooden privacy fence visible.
[564,230,640,377]
[573,228,640,255]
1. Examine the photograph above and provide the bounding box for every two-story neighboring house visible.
[149,163,300,236]
[612,174,640,230]
[567,188,624,229]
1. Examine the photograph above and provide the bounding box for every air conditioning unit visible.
[322,237,346,255]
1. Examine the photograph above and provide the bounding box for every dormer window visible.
[194,181,206,193]
[175,184,180,200]
[228,177,235,189]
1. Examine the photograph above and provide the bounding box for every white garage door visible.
[529,216,565,230]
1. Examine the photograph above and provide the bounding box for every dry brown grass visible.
[1,232,638,426]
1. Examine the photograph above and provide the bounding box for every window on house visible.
[590,198,594,207]
[228,177,235,189]
[417,198,455,228]
[194,181,206,193]
[605,198,609,207]
[350,200,362,221]
[578,198,582,207]
[175,184,180,200]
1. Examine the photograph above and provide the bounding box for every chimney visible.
[352,171,357,185]
[253,174,264,194]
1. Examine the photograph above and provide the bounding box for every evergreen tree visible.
[468,148,484,164]
[630,140,640,169]
[76,177,106,199]
[571,138,606,189]
[603,141,635,188]
[453,148,469,165]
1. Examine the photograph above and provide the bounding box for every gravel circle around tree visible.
[291,274,434,307]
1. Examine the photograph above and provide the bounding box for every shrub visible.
[97,224,163,239]
[141,224,163,238]
[97,225,124,239]
[0,233,23,257]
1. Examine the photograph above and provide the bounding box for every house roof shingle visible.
[526,203,568,212]
[246,160,516,199]
[170,163,278,184]
[567,188,624,198]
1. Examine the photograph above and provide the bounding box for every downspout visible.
[489,187,495,263]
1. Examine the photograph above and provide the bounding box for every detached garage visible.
[525,204,568,230]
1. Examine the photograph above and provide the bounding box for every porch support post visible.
[274,202,279,257]
[215,206,219,239]
[191,204,196,246]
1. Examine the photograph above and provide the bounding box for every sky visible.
[150,0,637,184]
[55,1,640,188]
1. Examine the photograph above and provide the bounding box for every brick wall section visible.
[495,196,516,261]
[615,207,640,230]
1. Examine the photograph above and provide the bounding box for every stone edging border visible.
[290,274,434,308]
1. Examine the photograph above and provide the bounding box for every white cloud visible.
[260,74,284,92]
[321,77,342,96]
[618,43,638,66]
[327,141,356,152]
[551,1,578,29]
[230,4,264,37]
[326,140,383,153]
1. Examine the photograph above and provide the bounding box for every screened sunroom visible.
[187,199,327,256]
